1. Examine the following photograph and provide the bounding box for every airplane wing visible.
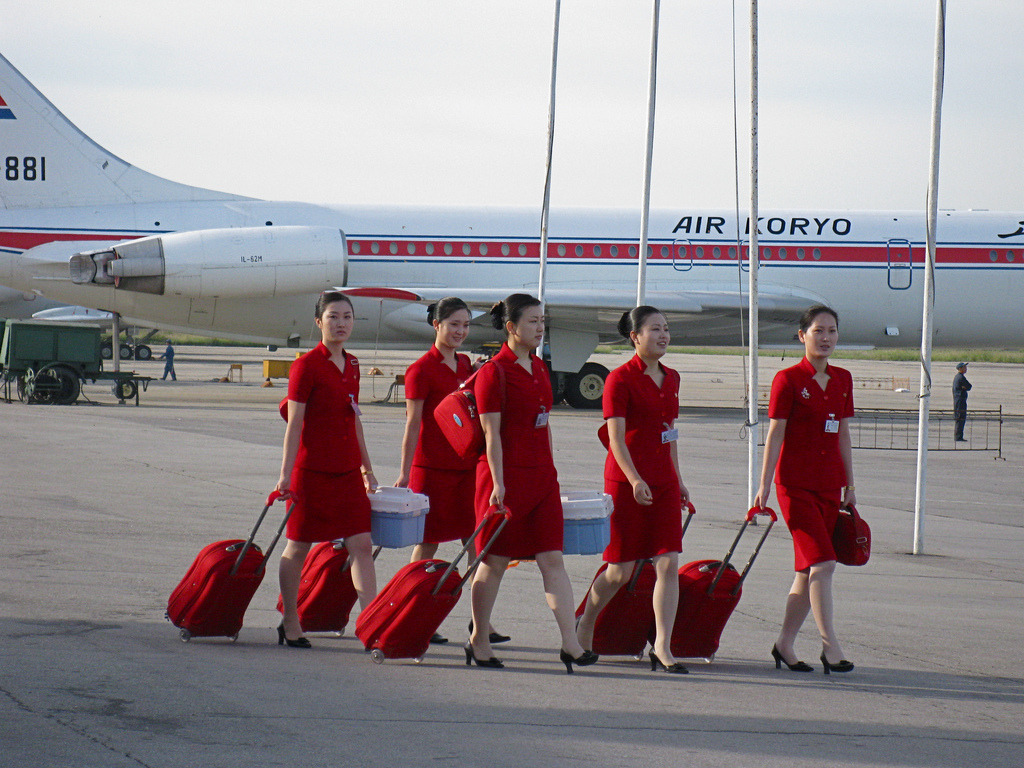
[342,283,820,371]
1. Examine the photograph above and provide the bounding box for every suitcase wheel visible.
[413,655,424,664]
[703,654,715,663]
[334,631,345,638]
[179,628,192,643]
[369,648,385,664]
[230,633,239,642]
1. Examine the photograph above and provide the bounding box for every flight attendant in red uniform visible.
[465,293,597,674]
[575,306,692,674]
[755,305,856,674]
[395,296,507,645]
[275,292,378,649]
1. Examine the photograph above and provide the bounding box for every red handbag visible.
[434,362,505,460]
[832,505,870,566]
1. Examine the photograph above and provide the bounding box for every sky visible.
[3,0,1023,213]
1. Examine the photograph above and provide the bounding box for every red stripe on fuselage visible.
[0,230,141,252]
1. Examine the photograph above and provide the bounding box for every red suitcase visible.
[575,502,695,658]
[167,491,289,642]
[275,542,381,634]
[666,506,776,661]
[355,507,508,663]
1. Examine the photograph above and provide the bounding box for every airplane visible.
[2,51,1023,408]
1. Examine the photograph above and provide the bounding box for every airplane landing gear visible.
[563,362,608,409]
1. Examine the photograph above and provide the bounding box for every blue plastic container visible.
[562,516,611,556]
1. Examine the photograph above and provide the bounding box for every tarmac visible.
[1,346,1021,768]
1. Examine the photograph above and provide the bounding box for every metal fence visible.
[758,407,1004,458]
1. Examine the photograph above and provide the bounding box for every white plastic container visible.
[561,491,613,555]
[369,487,430,548]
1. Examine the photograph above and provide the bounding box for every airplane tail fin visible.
[0,52,249,210]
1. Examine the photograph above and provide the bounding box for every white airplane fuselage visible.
[3,199,1023,352]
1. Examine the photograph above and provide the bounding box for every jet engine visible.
[69,226,348,298]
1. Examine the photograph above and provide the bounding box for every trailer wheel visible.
[563,363,608,409]
[39,365,81,405]
[16,375,28,403]
[114,380,138,401]
[135,344,153,361]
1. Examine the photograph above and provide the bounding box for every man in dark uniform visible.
[952,362,972,442]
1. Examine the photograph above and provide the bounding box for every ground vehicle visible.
[1,320,150,404]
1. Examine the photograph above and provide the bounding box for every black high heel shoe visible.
[772,644,813,672]
[819,652,854,675]
[467,620,511,645]
[277,623,311,649]
[464,642,503,668]
[648,650,688,674]
[560,649,599,675]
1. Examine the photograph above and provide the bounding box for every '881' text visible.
[5,156,47,181]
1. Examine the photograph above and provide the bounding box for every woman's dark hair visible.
[315,291,353,320]
[489,293,542,331]
[799,304,839,332]
[427,296,470,325]
[617,305,666,346]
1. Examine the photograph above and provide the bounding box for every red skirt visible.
[410,465,476,544]
[287,466,371,543]
[775,484,842,571]
[604,477,683,563]
[474,460,563,559]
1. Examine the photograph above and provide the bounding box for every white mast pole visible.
[747,0,760,506]
[914,0,946,555]
[537,0,561,353]
[636,0,661,307]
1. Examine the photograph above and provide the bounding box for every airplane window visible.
[797,248,806,260]
[762,248,771,259]
[660,245,669,258]
[1007,251,1015,262]
[501,244,510,256]
[594,244,601,257]
[390,242,398,255]
[444,243,453,255]
[480,243,488,255]
[426,243,434,255]
[407,243,416,255]
[558,244,566,256]
[350,242,361,254]
[629,245,637,257]
[677,245,687,258]
[713,246,721,259]
[610,245,618,257]
[576,245,583,256]
[462,243,471,256]
[989,250,997,261]
[695,246,704,258]
[518,244,527,256]
[648,246,654,257]
[371,242,380,254]
[813,248,822,260]
[779,248,787,259]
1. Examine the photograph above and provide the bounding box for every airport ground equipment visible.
[0,320,152,405]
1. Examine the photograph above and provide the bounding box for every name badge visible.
[350,394,362,416]
[535,410,549,428]
[824,414,839,433]
[661,428,679,443]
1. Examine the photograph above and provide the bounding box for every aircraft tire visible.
[100,343,113,360]
[564,362,608,410]
[134,344,153,361]
[549,370,566,405]
[119,343,133,360]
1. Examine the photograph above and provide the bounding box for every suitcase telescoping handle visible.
[431,505,510,596]
[628,501,697,592]
[707,506,777,597]
[229,491,292,577]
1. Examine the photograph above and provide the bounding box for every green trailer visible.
[1,320,151,405]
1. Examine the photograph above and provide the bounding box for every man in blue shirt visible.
[952,362,971,442]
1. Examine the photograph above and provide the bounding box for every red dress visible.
[768,356,854,570]
[602,355,683,562]
[474,344,562,559]
[285,343,371,542]
[405,346,476,543]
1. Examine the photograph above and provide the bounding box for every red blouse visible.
[603,355,680,485]
[405,345,474,470]
[475,343,553,469]
[768,356,854,491]
[288,343,362,473]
